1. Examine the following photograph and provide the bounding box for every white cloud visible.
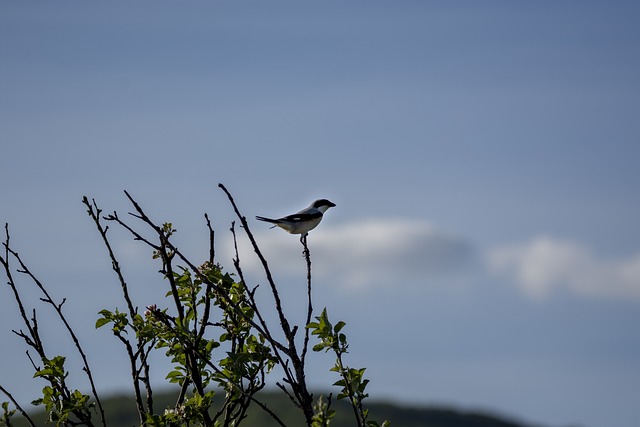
[227,218,474,291]
[229,222,640,301]
[487,236,640,300]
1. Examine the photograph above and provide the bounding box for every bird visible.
[256,199,336,238]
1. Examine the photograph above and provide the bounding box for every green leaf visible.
[313,343,327,352]
[95,317,111,329]
[165,370,184,384]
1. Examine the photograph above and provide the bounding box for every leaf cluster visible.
[308,310,389,427]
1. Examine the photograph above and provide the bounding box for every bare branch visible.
[218,183,292,337]
[84,196,154,419]
[1,224,38,353]
[5,244,107,427]
[83,197,137,318]
[0,384,37,427]
[301,235,313,371]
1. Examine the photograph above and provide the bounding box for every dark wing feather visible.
[280,211,322,222]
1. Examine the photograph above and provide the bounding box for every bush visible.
[1,184,388,427]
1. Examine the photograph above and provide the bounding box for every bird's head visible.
[312,199,336,213]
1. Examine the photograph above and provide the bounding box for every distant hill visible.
[9,390,535,427]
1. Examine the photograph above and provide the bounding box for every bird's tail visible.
[255,216,279,228]
[255,216,278,223]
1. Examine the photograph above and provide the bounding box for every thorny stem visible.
[301,235,313,372]
[218,183,314,425]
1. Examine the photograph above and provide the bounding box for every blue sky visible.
[1,2,639,427]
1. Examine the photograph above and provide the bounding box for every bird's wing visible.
[280,210,322,223]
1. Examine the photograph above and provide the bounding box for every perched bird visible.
[256,199,336,238]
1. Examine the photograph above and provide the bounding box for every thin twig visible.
[0,384,37,427]
[230,222,292,374]
[3,225,106,427]
[83,197,137,318]
[205,213,215,264]
[229,222,306,423]
[218,183,292,337]
[301,235,313,369]
[1,225,40,354]
[84,196,153,419]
